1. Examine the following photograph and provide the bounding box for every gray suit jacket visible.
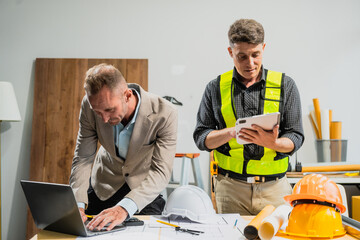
[70,84,178,211]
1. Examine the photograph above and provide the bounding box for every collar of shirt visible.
[113,88,141,159]
[127,88,141,128]
[232,66,265,88]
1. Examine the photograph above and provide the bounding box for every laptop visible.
[20,180,126,237]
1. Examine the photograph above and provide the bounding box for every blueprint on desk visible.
[76,214,249,240]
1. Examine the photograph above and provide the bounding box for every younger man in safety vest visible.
[193,19,304,215]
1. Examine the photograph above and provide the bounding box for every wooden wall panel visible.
[27,58,148,239]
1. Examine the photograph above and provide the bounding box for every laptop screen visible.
[21,180,88,236]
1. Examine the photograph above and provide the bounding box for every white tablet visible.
[235,112,280,145]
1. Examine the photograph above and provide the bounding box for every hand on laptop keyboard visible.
[86,223,125,232]
[86,205,128,231]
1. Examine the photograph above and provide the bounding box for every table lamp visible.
[0,82,21,240]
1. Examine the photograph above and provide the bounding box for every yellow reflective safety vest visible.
[213,69,289,175]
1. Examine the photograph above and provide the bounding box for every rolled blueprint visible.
[302,164,360,172]
[258,205,292,240]
[244,205,275,240]
[309,113,320,139]
[313,98,322,139]
[321,109,330,140]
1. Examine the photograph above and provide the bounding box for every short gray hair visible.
[84,63,125,96]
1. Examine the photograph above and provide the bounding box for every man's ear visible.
[124,89,131,103]
[227,47,233,57]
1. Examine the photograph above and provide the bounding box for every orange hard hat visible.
[281,203,346,238]
[284,174,346,213]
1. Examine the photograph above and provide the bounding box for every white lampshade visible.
[0,82,21,121]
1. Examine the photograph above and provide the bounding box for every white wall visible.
[1,0,359,239]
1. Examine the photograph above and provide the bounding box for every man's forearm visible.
[270,137,294,153]
[205,127,236,149]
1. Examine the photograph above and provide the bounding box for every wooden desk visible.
[30,216,150,240]
[30,215,358,240]
[30,230,76,240]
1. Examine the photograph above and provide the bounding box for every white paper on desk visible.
[152,214,248,239]
[149,214,236,227]
[77,232,160,240]
[149,216,174,228]
[150,214,223,227]
[218,214,249,240]
[77,214,249,240]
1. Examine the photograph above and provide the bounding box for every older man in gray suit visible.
[69,63,178,231]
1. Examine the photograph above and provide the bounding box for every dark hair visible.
[228,19,264,46]
[84,63,125,96]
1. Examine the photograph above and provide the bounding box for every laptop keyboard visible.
[85,220,126,233]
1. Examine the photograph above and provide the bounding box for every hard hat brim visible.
[284,194,346,213]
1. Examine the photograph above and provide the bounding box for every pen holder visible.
[315,140,347,162]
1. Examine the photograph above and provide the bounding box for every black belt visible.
[218,167,285,183]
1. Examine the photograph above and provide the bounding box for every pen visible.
[86,215,93,219]
[237,227,245,237]
[176,227,204,234]
[222,216,228,224]
[234,219,238,228]
[156,220,180,228]
[157,220,204,235]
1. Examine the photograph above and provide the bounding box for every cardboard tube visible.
[313,98,322,139]
[258,205,292,240]
[302,164,360,172]
[330,121,342,139]
[311,110,318,131]
[244,205,275,240]
[329,109,332,123]
[309,114,320,139]
[329,120,343,161]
